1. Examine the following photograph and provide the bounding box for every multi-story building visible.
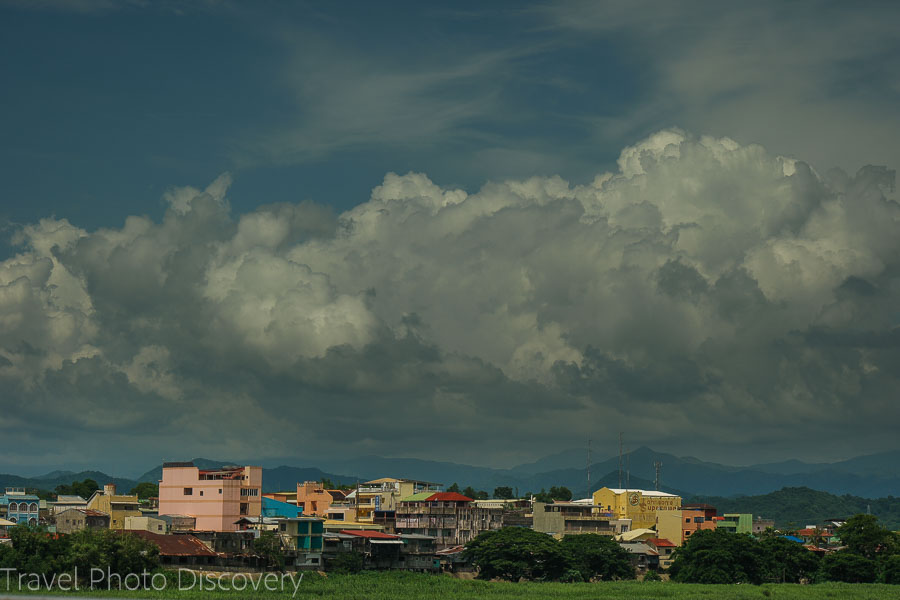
[752,517,776,534]
[86,484,141,531]
[394,492,503,549]
[532,501,631,538]
[0,488,40,526]
[278,516,325,569]
[348,478,442,524]
[158,462,262,532]
[55,508,110,534]
[296,481,336,517]
[718,513,753,534]
[682,503,718,543]
[593,487,682,532]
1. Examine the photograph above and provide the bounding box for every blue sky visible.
[1,0,900,473]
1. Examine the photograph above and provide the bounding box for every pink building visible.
[682,504,718,543]
[158,462,262,532]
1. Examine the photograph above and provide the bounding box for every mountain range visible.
[3,446,900,500]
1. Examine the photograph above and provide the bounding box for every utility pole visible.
[654,461,662,491]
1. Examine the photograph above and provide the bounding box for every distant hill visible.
[690,486,900,530]
[0,471,139,495]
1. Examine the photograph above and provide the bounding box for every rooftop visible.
[126,531,217,557]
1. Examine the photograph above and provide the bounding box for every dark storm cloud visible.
[1,131,899,468]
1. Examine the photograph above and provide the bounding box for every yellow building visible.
[86,484,141,531]
[592,487,682,538]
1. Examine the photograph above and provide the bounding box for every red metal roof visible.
[126,531,217,557]
[647,538,676,547]
[424,492,473,502]
[339,530,400,539]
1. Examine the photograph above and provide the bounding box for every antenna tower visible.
[654,461,662,490]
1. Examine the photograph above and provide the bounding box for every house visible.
[394,492,503,549]
[682,504,718,543]
[0,488,40,526]
[619,541,660,573]
[532,501,631,538]
[0,518,18,538]
[296,482,335,517]
[127,531,219,568]
[49,495,88,516]
[156,514,196,532]
[645,538,677,569]
[718,513,753,534]
[262,496,303,519]
[124,515,169,534]
[86,484,141,531]
[55,509,110,534]
[158,462,262,532]
[277,516,325,569]
[752,517,775,534]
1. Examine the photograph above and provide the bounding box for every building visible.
[278,516,325,569]
[347,478,442,524]
[0,518,15,538]
[718,513,753,534]
[49,495,88,516]
[681,504,718,543]
[619,541,659,573]
[592,487,682,532]
[128,531,219,568]
[86,484,141,531]
[124,515,169,534]
[645,538,677,569]
[752,517,776,534]
[55,509,110,534]
[532,501,631,538]
[262,496,303,519]
[394,492,503,549]
[156,514,196,532]
[0,488,40,526]
[158,462,262,532]
[296,482,335,517]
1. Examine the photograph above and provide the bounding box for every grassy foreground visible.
[2,572,898,600]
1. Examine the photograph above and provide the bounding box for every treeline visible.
[691,486,900,529]
[0,526,162,588]
[671,514,900,584]
[463,527,634,582]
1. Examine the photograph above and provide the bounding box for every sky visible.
[1,0,899,476]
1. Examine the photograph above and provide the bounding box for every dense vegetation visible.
[670,514,900,584]
[462,528,633,582]
[0,526,160,588]
[692,487,900,529]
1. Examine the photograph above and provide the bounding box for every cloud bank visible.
[2,130,898,470]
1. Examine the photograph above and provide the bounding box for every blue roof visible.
[782,535,804,543]
[262,496,302,518]
[0,494,40,504]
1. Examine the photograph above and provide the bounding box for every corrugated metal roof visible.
[339,530,400,539]
[126,531,217,557]
[423,492,472,502]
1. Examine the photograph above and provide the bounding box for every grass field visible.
[2,572,898,600]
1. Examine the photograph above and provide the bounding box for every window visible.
[200,491,204,496]
[219,489,222,494]
[184,488,193,495]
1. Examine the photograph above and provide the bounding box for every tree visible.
[669,529,767,584]
[446,482,461,493]
[494,487,514,500]
[818,552,878,583]
[534,486,573,503]
[252,530,285,571]
[559,534,634,581]
[129,482,159,500]
[463,527,572,582]
[881,554,900,584]
[462,486,487,499]
[758,536,820,583]
[837,514,899,559]
[329,551,364,573]
[55,479,99,499]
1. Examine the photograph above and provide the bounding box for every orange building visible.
[296,481,336,517]
[681,503,718,543]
